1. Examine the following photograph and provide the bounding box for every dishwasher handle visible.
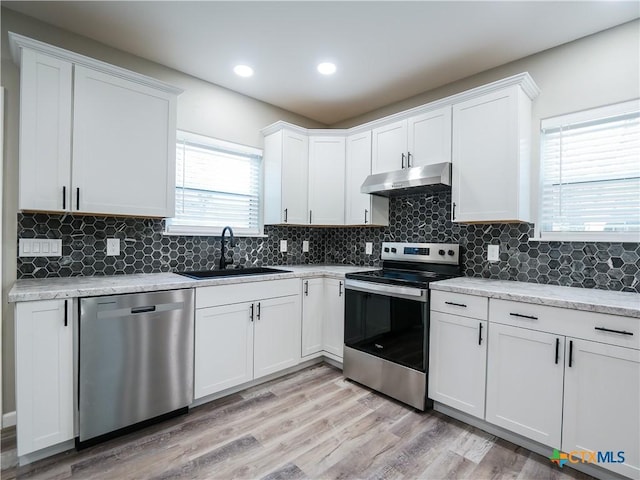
[131,305,157,314]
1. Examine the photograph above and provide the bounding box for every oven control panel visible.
[381,242,460,265]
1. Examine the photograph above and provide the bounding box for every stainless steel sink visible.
[176,267,291,280]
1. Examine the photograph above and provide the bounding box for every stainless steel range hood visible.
[360,162,452,197]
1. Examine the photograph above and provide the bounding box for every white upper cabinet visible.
[308,135,345,225]
[372,106,452,174]
[345,131,389,226]
[11,33,181,218]
[264,128,309,225]
[72,66,176,217]
[452,84,535,223]
[18,49,72,212]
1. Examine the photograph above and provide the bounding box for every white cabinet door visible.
[486,323,564,448]
[301,278,325,357]
[323,279,345,359]
[18,49,72,212]
[194,302,254,399]
[15,300,73,456]
[452,86,530,223]
[428,312,487,418]
[281,129,309,224]
[372,120,407,174]
[407,107,452,168]
[254,295,301,379]
[308,136,345,225]
[72,65,176,217]
[562,339,640,479]
[345,131,372,225]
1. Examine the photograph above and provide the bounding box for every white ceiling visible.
[4,1,639,124]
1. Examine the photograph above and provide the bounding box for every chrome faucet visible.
[219,226,236,270]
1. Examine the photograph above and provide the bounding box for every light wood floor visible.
[1,364,595,480]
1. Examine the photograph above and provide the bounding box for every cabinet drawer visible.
[490,299,640,350]
[431,290,488,320]
[196,279,299,309]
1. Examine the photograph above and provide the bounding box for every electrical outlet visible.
[365,242,373,255]
[487,244,500,262]
[107,238,120,256]
[19,239,62,257]
[302,240,309,253]
[280,240,287,253]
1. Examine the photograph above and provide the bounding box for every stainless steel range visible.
[343,242,461,410]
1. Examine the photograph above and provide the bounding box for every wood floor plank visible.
[467,438,531,480]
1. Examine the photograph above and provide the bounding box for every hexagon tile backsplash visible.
[17,191,640,292]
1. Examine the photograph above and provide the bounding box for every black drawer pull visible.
[510,312,538,320]
[595,327,633,336]
[568,340,573,367]
[131,305,156,314]
[555,338,560,364]
[445,301,467,308]
[478,323,483,345]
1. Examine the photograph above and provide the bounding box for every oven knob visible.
[384,247,389,252]
[447,250,455,256]
[391,248,397,253]
[438,249,445,255]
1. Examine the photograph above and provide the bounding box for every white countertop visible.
[430,277,640,318]
[8,265,376,302]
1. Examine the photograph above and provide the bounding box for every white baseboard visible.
[2,411,16,428]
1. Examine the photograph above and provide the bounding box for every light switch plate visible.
[365,242,373,255]
[107,238,120,256]
[488,244,500,262]
[302,240,309,253]
[19,239,62,257]
[280,240,287,253]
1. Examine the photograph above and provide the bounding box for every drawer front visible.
[490,299,640,350]
[431,290,488,320]
[196,279,299,309]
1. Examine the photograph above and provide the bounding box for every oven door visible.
[344,279,428,372]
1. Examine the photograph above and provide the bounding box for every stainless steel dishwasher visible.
[79,289,194,446]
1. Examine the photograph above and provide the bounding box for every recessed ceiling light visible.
[234,65,254,77]
[317,62,337,75]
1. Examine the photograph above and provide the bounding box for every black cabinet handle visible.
[62,186,66,210]
[304,281,309,296]
[76,188,80,210]
[407,151,412,168]
[452,202,456,221]
[309,210,312,224]
[445,301,467,308]
[509,312,538,320]
[64,300,68,326]
[339,281,343,296]
[478,323,483,345]
[555,338,560,364]
[284,208,288,223]
[250,303,254,322]
[256,302,261,320]
[568,340,573,367]
[364,209,368,224]
[595,327,633,336]
[401,152,406,168]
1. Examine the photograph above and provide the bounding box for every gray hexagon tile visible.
[16,192,640,294]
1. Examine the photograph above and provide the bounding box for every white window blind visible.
[539,100,640,241]
[166,132,262,236]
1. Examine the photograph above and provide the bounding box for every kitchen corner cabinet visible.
[13,34,180,217]
[451,85,533,223]
[194,280,301,399]
[323,278,345,360]
[372,106,452,174]
[308,136,346,225]
[15,299,74,457]
[263,128,309,224]
[345,131,389,226]
[428,298,488,418]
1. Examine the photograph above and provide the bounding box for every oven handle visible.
[344,279,426,300]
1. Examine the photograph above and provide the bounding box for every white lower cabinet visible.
[562,339,640,479]
[323,278,345,359]
[485,323,564,448]
[194,280,301,399]
[428,312,487,418]
[15,300,74,457]
[301,278,325,357]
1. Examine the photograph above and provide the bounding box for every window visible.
[166,131,262,236]
[539,100,640,241]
